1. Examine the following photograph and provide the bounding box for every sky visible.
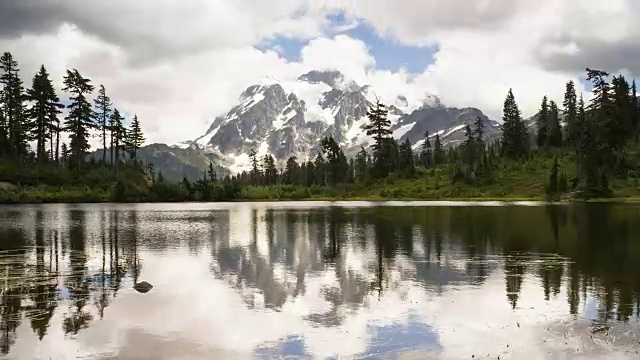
[1,0,639,145]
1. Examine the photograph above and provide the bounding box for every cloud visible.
[2,0,640,147]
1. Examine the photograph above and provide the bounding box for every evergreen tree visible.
[109,108,126,165]
[548,100,563,147]
[420,131,432,167]
[536,95,549,148]
[501,89,529,158]
[262,155,277,185]
[562,81,578,147]
[62,69,95,167]
[284,156,300,185]
[632,79,639,140]
[320,136,348,186]
[355,147,368,182]
[313,153,326,186]
[93,85,112,163]
[60,143,70,167]
[398,139,415,177]
[26,65,63,162]
[461,124,477,170]
[126,114,145,160]
[0,51,28,158]
[207,161,217,182]
[474,116,485,144]
[249,148,260,185]
[610,75,633,166]
[433,134,445,165]
[362,99,391,177]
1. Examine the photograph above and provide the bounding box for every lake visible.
[0,202,639,359]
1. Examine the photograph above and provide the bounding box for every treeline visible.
[0,51,146,175]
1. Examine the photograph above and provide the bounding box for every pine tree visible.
[461,124,476,170]
[548,100,562,147]
[26,65,63,163]
[249,148,260,185]
[536,95,549,148]
[62,69,95,167]
[321,136,348,185]
[362,99,391,177]
[433,134,445,165]
[126,114,145,160]
[207,161,217,182]
[314,153,326,186]
[109,108,126,165]
[474,116,485,144]
[632,79,639,141]
[501,89,529,158]
[284,156,300,185]
[420,131,432,167]
[93,85,112,163]
[262,155,277,185]
[0,52,29,159]
[355,147,368,182]
[562,81,578,148]
[398,139,415,177]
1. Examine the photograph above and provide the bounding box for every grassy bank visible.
[2,153,639,204]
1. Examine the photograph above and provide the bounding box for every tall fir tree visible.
[248,148,260,185]
[548,100,563,147]
[362,98,391,177]
[284,156,300,185]
[355,147,368,182]
[433,134,445,165]
[562,81,578,148]
[62,69,95,167]
[321,136,349,185]
[632,79,639,141]
[0,51,29,159]
[109,108,126,165]
[93,85,112,163]
[126,114,145,160]
[398,139,415,177]
[421,131,432,167]
[26,65,63,162]
[501,89,529,158]
[262,154,277,185]
[536,95,549,148]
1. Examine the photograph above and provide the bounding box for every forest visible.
[1,49,640,203]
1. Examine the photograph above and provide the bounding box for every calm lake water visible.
[0,202,639,359]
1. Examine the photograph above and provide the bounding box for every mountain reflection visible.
[0,203,638,357]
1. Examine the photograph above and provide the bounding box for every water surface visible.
[0,202,639,359]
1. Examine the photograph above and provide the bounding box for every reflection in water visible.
[0,203,638,358]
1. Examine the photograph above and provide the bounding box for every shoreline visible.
[2,195,640,205]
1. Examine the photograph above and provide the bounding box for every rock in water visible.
[134,281,153,293]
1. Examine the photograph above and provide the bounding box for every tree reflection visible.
[63,210,93,335]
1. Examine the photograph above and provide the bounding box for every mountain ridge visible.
[168,69,501,174]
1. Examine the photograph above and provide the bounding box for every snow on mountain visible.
[178,70,500,173]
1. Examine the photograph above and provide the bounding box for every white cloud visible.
[2,0,639,147]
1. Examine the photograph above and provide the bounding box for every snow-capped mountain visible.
[177,70,501,173]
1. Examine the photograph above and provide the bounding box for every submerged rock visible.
[134,281,153,293]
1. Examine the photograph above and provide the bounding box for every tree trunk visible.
[110,132,114,166]
[55,129,60,165]
[102,121,106,164]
